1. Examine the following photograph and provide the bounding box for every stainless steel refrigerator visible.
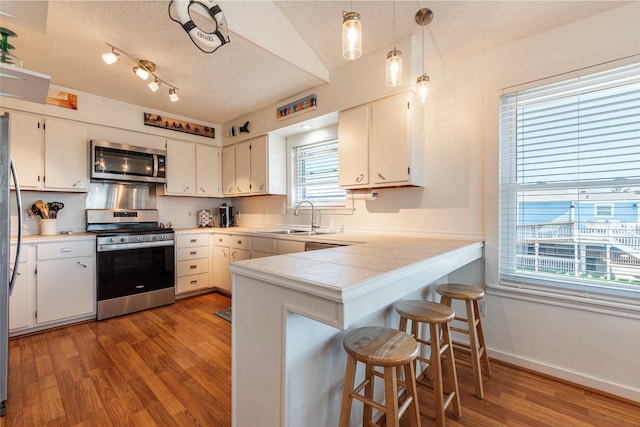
[1,112,23,417]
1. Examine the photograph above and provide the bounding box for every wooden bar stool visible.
[436,283,491,399]
[396,300,462,427]
[339,326,421,427]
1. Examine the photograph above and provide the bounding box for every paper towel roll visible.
[347,190,378,201]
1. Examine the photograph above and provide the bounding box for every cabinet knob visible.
[237,240,242,245]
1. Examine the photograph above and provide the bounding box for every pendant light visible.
[386,0,402,87]
[342,10,362,60]
[415,8,434,105]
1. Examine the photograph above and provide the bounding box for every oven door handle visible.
[97,240,174,252]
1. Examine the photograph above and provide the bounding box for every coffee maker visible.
[218,203,235,227]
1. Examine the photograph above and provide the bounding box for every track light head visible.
[102,49,119,65]
[169,88,179,102]
[148,78,160,92]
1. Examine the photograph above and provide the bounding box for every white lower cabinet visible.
[9,244,35,332]
[36,240,95,325]
[176,234,211,295]
[212,234,250,292]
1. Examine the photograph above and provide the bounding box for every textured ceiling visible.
[0,1,630,125]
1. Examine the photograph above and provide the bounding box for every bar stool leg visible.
[403,361,421,427]
[430,322,446,427]
[465,299,484,399]
[363,363,374,426]
[442,322,462,419]
[473,300,492,378]
[383,366,400,427]
[339,355,357,427]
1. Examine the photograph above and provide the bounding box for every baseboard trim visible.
[488,349,640,404]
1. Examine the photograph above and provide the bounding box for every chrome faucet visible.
[294,200,318,232]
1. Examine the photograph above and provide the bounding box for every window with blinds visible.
[291,138,346,207]
[499,61,640,299]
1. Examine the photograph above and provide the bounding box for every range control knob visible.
[108,237,114,243]
[119,237,126,243]
[137,236,142,241]
[160,235,166,240]
[152,235,157,241]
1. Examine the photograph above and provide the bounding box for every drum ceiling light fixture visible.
[101,43,180,102]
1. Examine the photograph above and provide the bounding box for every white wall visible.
[230,3,640,401]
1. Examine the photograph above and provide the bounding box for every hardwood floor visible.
[2,292,638,426]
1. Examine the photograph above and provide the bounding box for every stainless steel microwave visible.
[91,140,166,183]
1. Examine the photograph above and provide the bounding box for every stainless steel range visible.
[86,182,174,320]
[88,209,175,320]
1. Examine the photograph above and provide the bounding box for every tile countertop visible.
[229,236,484,304]
[11,232,96,244]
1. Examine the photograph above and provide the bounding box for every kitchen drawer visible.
[37,240,94,260]
[213,234,230,246]
[176,273,210,293]
[177,234,210,248]
[252,237,276,254]
[177,258,209,277]
[177,246,209,261]
[230,235,250,250]
[276,240,305,255]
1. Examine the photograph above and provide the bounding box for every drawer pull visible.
[190,239,197,243]
[190,265,197,269]
[190,280,198,284]
[76,261,87,268]
[190,251,197,255]
[135,285,145,289]
[237,240,242,245]
[60,248,72,253]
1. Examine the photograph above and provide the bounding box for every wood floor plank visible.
[5,292,639,426]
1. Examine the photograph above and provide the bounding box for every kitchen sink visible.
[259,229,333,236]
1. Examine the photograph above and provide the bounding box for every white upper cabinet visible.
[166,139,222,197]
[222,134,286,197]
[338,92,424,189]
[9,110,89,192]
[195,144,221,196]
[338,105,370,187]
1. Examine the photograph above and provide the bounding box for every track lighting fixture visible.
[102,43,179,102]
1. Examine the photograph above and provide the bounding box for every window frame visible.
[286,125,352,213]
[498,61,640,303]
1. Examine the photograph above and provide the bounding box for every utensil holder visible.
[40,219,57,235]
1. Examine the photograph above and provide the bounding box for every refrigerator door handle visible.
[9,156,22,295]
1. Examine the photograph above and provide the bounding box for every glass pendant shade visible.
[148,78,160,92]
[102,51,119,65]
[342,12,362,60]
[416,74,430,105]
[386,49,402,87]
[169,88,179,102]
[134,66,149,80]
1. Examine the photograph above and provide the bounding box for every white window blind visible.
[291,138,346,207]
[499,62,640,299]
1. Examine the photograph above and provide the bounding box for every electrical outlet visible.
[478,300,487,317]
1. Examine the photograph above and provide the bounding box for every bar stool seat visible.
[339,326,421,427]
[436,283,491,399]
[396,300,462,427]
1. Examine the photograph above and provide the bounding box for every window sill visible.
[488,282,640,320]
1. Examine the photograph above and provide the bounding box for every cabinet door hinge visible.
[408,167,411,175]
[407,101,410,109]
[35,267,37,275]
[35,311,37,319]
